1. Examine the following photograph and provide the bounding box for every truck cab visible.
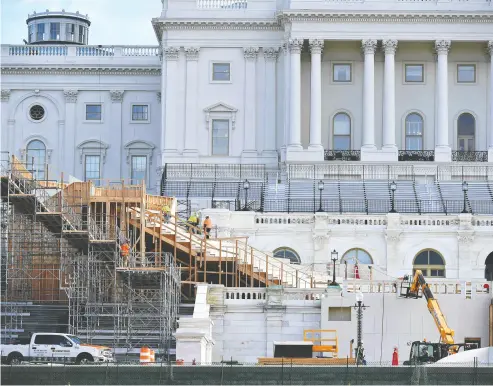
[403,341,475,366]
[1,333,114,365]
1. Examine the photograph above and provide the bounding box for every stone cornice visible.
[279,11,493,24]
[1,67,161,76]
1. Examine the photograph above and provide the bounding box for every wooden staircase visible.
[127,205,315,296]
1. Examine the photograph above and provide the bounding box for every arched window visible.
[26,140,46,180]
[405,113,424,150]
[457,113,475,151]
[413,250,445,277]
[341,248,373,265]
[333,113,351,150]
[485,252,493,281]
[273,247,301,265]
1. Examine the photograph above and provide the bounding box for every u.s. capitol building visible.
[2,0,493,285]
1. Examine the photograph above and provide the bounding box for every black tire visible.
[7,352,23,365]
[75,353,94,365]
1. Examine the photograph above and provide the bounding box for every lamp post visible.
[353,291,368,366]
[462,181,468,214]
[317,180,324,212]
[389,181,397,213]
[243,179,250,211]
[328,249,338,286]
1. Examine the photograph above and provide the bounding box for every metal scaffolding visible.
[1,155,180,355]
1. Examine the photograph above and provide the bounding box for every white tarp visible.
[432,347,493,366]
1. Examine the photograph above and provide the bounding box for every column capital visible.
[309,39,324,55]
[184,47,200,61]
[164,46,180,61]
[63,89,78,103]
[488,41,493,56]
[288,38,304,54]
[110,90,124,103]
[1,89,11,102]
[435,40,451,54]
[382,39,398,55]
[362,39,377,55]
[264,47,280,62]
[243,47,259,61]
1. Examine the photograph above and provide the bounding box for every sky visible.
[1,0,161,45]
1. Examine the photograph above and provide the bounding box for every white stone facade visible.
[2,1,493,186]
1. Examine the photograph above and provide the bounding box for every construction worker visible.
[121,242,130,267]
[187,212,198,234]
[203,216,212,239]
[162,204,171,224]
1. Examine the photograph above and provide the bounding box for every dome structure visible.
[26,9,90,45]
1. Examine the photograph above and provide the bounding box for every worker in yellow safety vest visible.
[162,204,170,224]
[187,212,199,234]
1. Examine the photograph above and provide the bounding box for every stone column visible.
[282,42,290,152]
[1,89,11,155]
[309,39,324,151]
[289,39,303,150]
[110,90,124,178]
[362,39,377,150]
[242,47,259,157]
[160,45,167,157]
[63,90,78,177]
[163,47,179,155]
[263,48,279,159]
[488,42,493,161]
[435,40,452,162]
[382,39,398,152]
[184,47,200,157]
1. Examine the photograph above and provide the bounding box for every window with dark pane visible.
[273,247,301,264]
[85,155,101,186]
[86,104,102,121]
[132,105,149,121]
[413,249,445,277]
[405,64,424,83]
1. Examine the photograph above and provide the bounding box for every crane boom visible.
[406,270,455,345]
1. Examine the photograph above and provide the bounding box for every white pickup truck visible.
[1,333,114,365]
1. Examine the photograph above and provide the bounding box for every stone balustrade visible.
[5,45,160,57]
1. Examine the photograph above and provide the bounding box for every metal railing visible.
[324,150,361,161]
[398,150,435,161]
[452,151,488,162]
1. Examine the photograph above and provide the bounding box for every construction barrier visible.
[140,347,151,365]
[150,350,155,363]
[176,359,185,365]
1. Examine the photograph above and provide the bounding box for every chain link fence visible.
[2,362,493,385]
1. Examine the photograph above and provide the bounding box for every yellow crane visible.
[400,270,476,365]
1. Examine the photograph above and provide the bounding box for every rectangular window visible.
[131,156,147,184]
[457,64,476,83]
[36,23,45,41]
[50,23,60,40]
[28,25,34,43]
[85,155,101,185]
[66,24,75,42]
[212,63,231,82]
[86,105,102,121]
[405,64,424,83]
[328,307,351,322]
[212,119,229,155]
[79,25,86,44]
[333,64,351,82]
[132,105,149,121]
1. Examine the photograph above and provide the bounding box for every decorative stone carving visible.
[362,39,378,54]
[488,41,493,56]
[1,89,11,102]
[185,47,200,61]
[435,40,451,54]
[164,46,180,61]
[110,90,124,102]
[309,39,324,55]
[63,89,78,103]
[263,47,279,61]
[203,102,237,131]
[288,39,303,54]
[457,234,474,244]
[243,47,259,60]
[382,39,398,55]
[157,92,161,103]
[282,41,289,55]
[312,231,330,251]
[386,233,401,243]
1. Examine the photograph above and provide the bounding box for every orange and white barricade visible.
[140,346,151,365]
[150,349,155,363]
